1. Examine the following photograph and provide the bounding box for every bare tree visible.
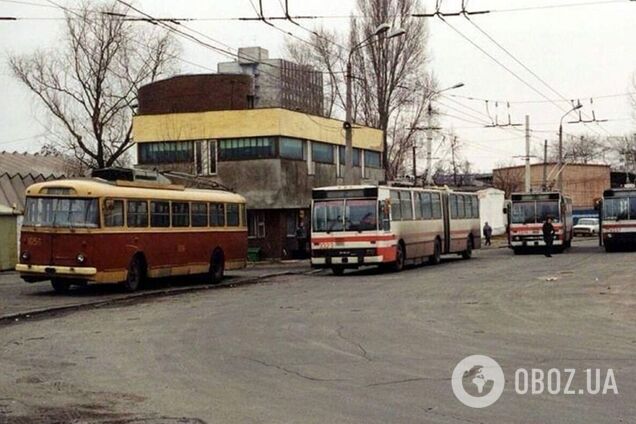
[546,133,604,164]
[493,160,524,198]
[9,1,178,170]
[285,0,431,180]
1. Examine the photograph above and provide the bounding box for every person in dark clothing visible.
[483,222,493,246]
[542,217,556,257]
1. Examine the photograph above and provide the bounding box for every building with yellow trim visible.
[132,75,384,259]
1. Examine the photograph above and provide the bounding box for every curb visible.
[0,270,310,326]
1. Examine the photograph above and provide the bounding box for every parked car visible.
[573,218,600,237]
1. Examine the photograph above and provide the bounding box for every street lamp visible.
[423,83,465,186]
[557,102,583,191]
[344,24,406,185]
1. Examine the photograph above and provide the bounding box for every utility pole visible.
[542,139,548,191]
[525,115,531,192]
[344,60,353,185]
[425,103,434,186]
[557,103,582,192]
[412,138,417,184]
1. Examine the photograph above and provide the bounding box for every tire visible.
[461,237,473,259]
[331,266,345,276]
[124,256,144,292]
[391,243,405,272]
[51,279,70,293]
[512,247,521,255]
[604,242,614,253]
[209,248,225,284]
[429,239,442,265]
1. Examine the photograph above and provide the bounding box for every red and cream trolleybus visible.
[600,187,636,252]
[507,192,573,254]
[17,178,247,292]
[310,185,481,275]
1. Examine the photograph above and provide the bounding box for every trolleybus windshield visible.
[313,198,378,232]
[603,197,635,220]
[24,197,99,228]
[511,201,559,224]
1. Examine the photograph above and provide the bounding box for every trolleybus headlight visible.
[76,254,86,264]
[21,251,30,261]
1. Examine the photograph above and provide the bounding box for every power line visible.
[462,14,611,137]
[448,91,636,104]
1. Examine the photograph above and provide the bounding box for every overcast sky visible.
[1,0,635,172]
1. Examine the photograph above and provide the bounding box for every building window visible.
[280,137,305,160]
[338,146,361,166]
[210,203,225,227]
[364,150,381,168]
[227,203,240,227]
[172,202,190,227]
[104,199,124,227]
[219,137,275,160]
[150,201,170,227]
[248,210,266,238]
[312,142,334,164]
[138,141,194,164]
[127,200,148,227]
[191,202,208,227]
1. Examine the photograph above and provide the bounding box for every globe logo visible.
[451,355,505,408]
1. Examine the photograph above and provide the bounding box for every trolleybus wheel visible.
[209,248,225,284]
[512,247,521,255]
[461,237,473,259]
[124,256,144,292]
[604,242,614,253]
[51,279,70,293]
[391,243,405,272]
[429,239,442,265]
[331,266,345,276]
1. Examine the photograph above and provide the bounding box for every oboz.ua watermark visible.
[451,355,619,408]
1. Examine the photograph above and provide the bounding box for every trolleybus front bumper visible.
[311,252,383,268]
[16,264,97,282]
[509,237,563,248]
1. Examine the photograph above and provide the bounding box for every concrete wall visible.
[0,214,17,271]
[133,108,383,152]
[143,158,384,210]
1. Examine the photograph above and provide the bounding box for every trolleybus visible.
[600,187,636,252]
[507,192,573,254]
[17,178,247,292]
[310,185,481,274]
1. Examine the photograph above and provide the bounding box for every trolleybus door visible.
[441,192,451,254]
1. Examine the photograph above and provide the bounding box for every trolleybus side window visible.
[150,201,170,227]
[421,192,433,219]
[390,190,402,221]
[400,191,413,220]
[210,203,225,226]
[471,196,480,218]
[172,202,190,227]
[450,195,458,219]
[191,202,208,227]
[431,193,442,219]
[457,195,466,219]
[630,197,636,219]
[413,193,423,219]
[240,204,247,227]
[127,200,149,227]
[104,199,124,227]
[227,203,240,227]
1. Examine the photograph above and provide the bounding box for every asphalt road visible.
[0,240,634,423]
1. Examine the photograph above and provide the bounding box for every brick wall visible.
[138,74,253,115]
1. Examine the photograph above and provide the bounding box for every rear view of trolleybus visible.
[600,188,636,252]
[310,185,481,275]
[507,192,573,254]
